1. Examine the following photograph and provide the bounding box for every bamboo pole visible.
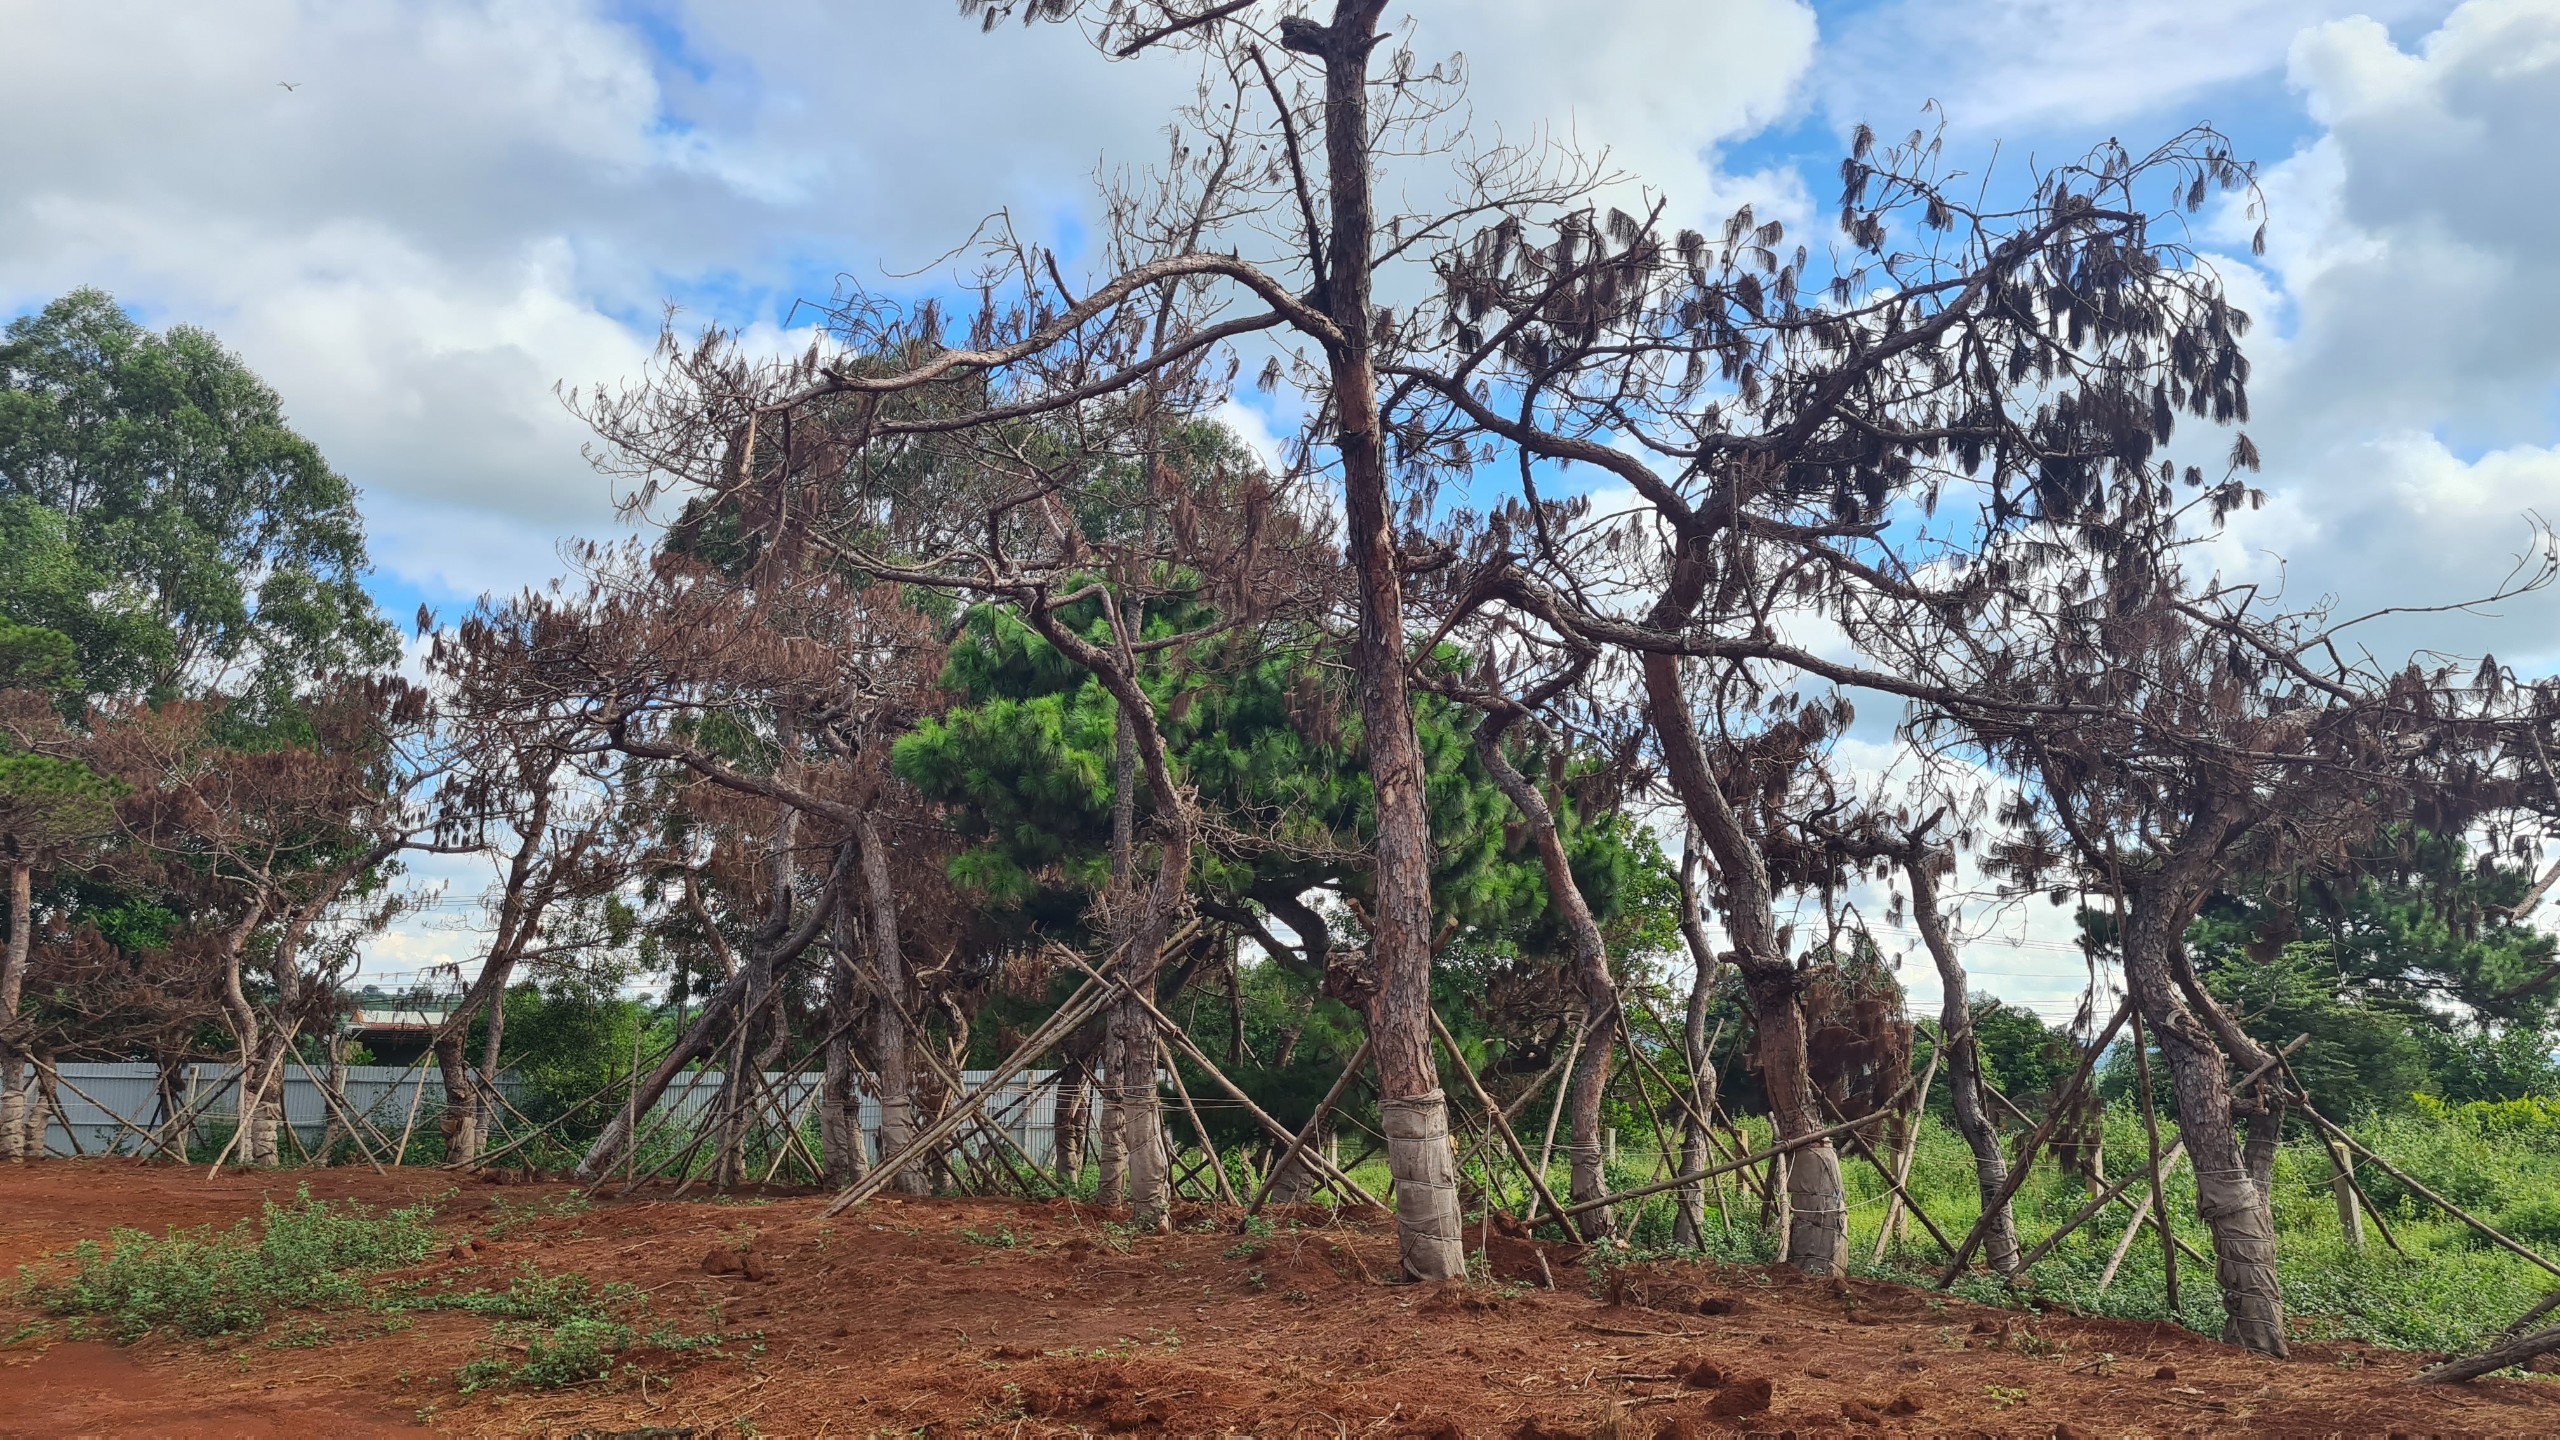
[1937,998,2132,1286]
[43,1066,165,1156]
[285,1053,389,1175]
[1427,1010,1582,1243]
[390,1058,434,1167]
[1816,1088,1959,1257]
[1873,1034,1943,1263]
[2283,1081,2560,1282]
[2419,1322,2560,1384]
[1247,1039,1371,1212]
[1551,1075,1919,1224]
[2096,1150,2187,1295]
[206,1022,303,1180]
[1534,1014,1587,1182]
[824,979,1111,1215]
[1056,953,1382,1209]
[2010,1034,2307,1273]
[1161,1037,1240,1209]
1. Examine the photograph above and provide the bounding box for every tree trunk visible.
[1906,853,2021,1274]
[1096,691,1179,1232]
[855,813,926,1197]
[1641,652,1845,1273]
[1115,998,1171,1228]
[820,936,869,1188]
[2126,874,2288,1356]
[315,1029,349,1164]
[240,1030,284,1167]
[1292,0,1462,1282]
[1673,840,1721,1249]
[434,1028,481,1166]
[1096,1026,1128,1205]
[1053,1035,1094,1186]
[1476,715,1621,1235]
[576,963,755,1182]
[1,862,30,1163]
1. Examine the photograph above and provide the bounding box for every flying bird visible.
[277,81,299,92]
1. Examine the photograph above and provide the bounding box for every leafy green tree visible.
[0,499,169,699]
[2187,829,2560,1113]
[1969,998,2078,1103]
[0,289,393,700]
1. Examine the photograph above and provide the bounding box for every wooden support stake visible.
[2419,1322,2560,1384]
[1247,1039,1371,1213]
[1938,998,2133,1287]
[1161,1037,1239,1209]
[1055,953,1382,1210]
[1551,1075,1919,1224]
[2285,1080,2560,1282]
[2128,1006,2178,1310]
[1873,1034,1942,1263]
[2096,1150,2186,1295]
[825,979,1111,1215]
[2011,1034,2309,1275]
[1428,1009,1582,1243]
[1817,1088,1958,1258]
[286,1053,389,1175]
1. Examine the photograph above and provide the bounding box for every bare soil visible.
[0,1159,2553,1437]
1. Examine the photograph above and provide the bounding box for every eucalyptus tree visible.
[0,290,393,703]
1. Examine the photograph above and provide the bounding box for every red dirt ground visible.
[1,1159,2555,1438]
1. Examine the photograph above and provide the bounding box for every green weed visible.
[21,1187,438,1341]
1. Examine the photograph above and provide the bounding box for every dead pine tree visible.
[1368,104,2277,1273]
[1905,486,2560,1353]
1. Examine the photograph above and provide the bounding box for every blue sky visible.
[6,0,2556,1010]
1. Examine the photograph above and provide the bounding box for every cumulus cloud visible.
[2205,0,2560,664]
[0,0,1823,623]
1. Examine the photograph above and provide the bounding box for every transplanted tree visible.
[1898,483,2558,1353]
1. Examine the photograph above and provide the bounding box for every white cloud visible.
[1822,0,2451,133]
[1401,0,1819,226]
[2205,0,2560,664]
[1,1,1821,607]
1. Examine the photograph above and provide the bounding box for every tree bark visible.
[433,1028,481,1166]
[1289,0,1463,1282]
[1,862,30,1163]
[1095,1026,1128,1204]
[1053,1031,1095,1186]
[1905,853,2021,1274]
[1641,652,1845,1273]
[2124,861,2288,1356]
[1673,840,1721,1249]
[853,811,926,1198]
[1475,714,1620,1234]
[819,928,869,1188]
